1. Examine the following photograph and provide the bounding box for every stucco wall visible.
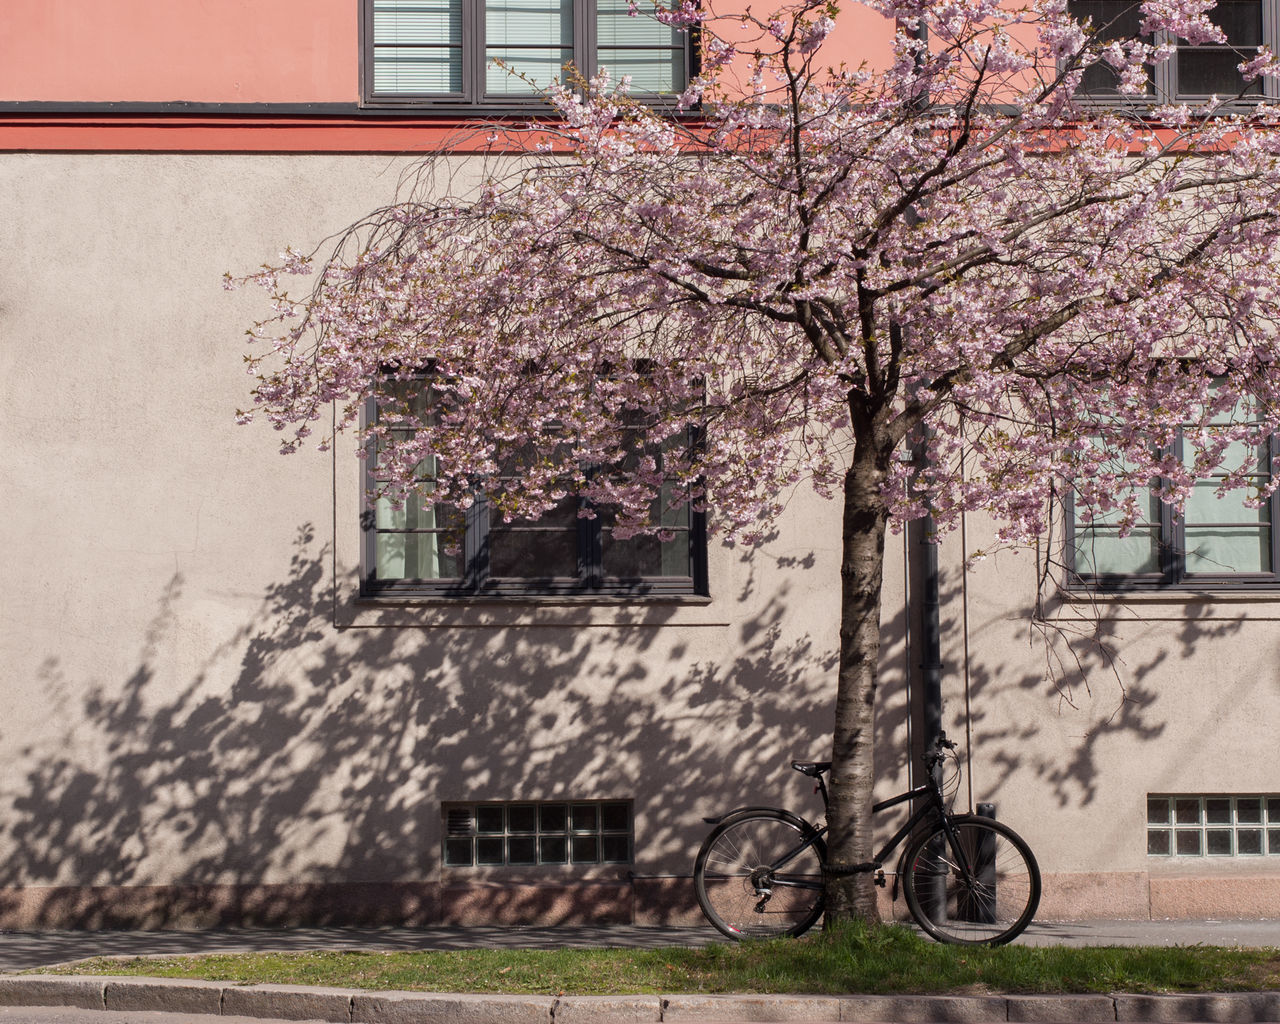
[0,152,884,926]
[1,151,1275,929]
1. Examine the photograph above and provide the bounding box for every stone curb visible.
[0,976,1278,1022]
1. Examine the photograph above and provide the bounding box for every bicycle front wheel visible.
[902,814,1040,945]
[694,809,826,940]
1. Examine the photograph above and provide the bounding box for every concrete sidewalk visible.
[2,919,1280,973]
[0,921,1275,1023]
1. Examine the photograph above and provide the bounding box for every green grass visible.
[31,923,1280,996]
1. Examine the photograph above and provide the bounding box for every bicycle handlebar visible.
[924,730,958,771]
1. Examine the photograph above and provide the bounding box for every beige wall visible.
[0,152,1275,928]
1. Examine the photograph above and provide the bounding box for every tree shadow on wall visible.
[0,525,864,930]
[960,592,1249,811]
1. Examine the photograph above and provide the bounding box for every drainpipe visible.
[912,429,944,754]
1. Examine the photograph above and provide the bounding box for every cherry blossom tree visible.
[236,0,1280,922]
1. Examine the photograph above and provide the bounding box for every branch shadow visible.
[0,525,858,929]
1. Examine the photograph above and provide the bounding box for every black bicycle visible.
[693,733,1041,945]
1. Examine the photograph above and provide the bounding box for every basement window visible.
[443,800,632,866]
[1147,795,1280,856]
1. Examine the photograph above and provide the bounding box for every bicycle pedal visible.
[874,869,886,888]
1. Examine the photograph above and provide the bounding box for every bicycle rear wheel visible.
[901,814,1040,945]
[694,809,826,939]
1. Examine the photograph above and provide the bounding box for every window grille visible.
[443,800,633,866]
[1147,795,1280,857]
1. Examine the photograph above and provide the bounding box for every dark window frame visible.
[1066,428,1280,591]
[359,392,709,600]
[359,0,696,109]
[1066,0,1280,104]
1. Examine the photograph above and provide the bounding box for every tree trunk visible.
[823,412,894,924]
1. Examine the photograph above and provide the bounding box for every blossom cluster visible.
[234,0,1280,553]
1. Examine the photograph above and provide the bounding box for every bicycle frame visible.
[767,776,960,890]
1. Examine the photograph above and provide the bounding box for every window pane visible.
[1207,829,1233,855]
[486,47,574,92]
[1175,799,1201,824]
[1183,526,1270,573]
[540,804,568,832]
[1176,830,1202,855]
[1148,829,1171,855]
[601,803,630,831]
[476,836,505,864]
[571,835,600,862]
[1268,798,1280,822]
[571,804,599,832]
[1176,49,1262,96]
[486,0,572,43]
[476,805,505,833]
[1208,0,1262,45]
[601,834,630,861]
[375,0,462,41]
[1238,798,1264,824]
[539,836,567,863]
[598,50,684,93]
[602,530,693,577]
[1148,797,1170,824]
[1184,480,1269,524]
[507,836,538,864]
[373,0,464,93]
[1238,829,1263,854]
[374,48,464,93]
[444,838,473,865]
[508,805,537,833]
[1069,0,1155,95]
[488,525,578,577]
[486,0,573,91]
[1072,527,1160,574]
[1206,798,1231,824]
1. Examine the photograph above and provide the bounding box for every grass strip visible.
[32,923,1280,996]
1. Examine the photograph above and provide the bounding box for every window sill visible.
[1059,584,1280,601]
[337,590,726,628]
[1044,584,1280,622]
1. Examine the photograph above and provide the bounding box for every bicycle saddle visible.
[790,760,831,777]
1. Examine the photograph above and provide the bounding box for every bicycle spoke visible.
[902,816,1040,945]
[694,811,826,939]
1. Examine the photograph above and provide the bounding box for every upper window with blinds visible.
[363,0,691,106]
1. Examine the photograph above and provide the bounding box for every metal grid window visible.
[363,0,692,106]
[1147,795,1280,857]
[443,801,632,866]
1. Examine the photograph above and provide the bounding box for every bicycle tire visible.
[901,814,1041,945]
[694,809,827,940]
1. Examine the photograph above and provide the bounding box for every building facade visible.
[0,0,1277,929]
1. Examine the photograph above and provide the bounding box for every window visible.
[1067,0,1276,101]
[443,800,632,866]
[1067,399,1279,588]
[360,385,708,599]
[1147,795,1280,856]
[363,0,691,106]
